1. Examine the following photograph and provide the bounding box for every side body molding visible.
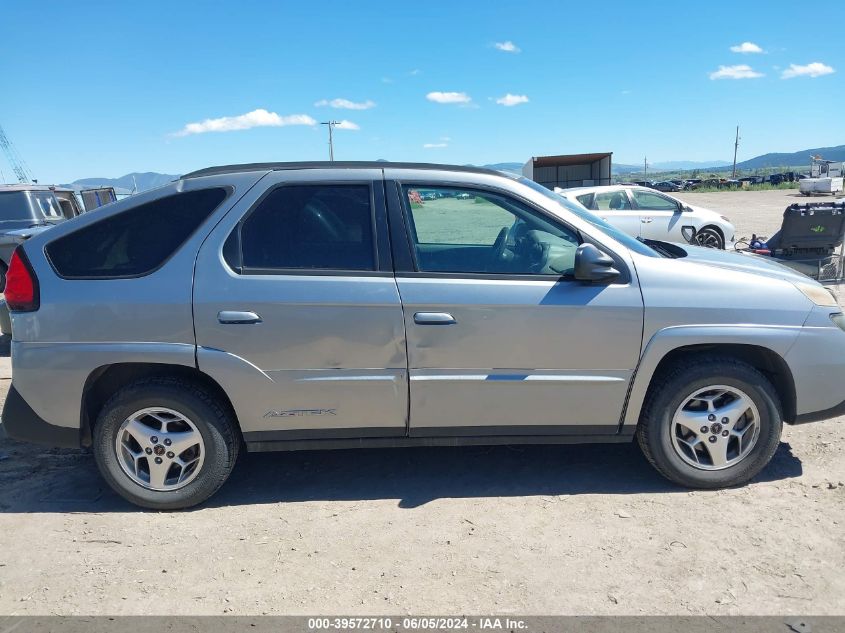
[620,324,803,431]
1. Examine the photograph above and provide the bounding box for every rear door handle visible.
[218,310,262,325]
[414,312,456,325]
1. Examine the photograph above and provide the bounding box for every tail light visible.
[5,247,40,312]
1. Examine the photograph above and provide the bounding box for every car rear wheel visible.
[93,377,239,509]
[693,226,724,249]
[637,357,782,489]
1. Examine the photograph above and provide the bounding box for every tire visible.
[637,357,783,489]
[693,226,725,249]
[93,377,239,510]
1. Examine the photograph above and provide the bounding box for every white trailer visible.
[800,157,844,195]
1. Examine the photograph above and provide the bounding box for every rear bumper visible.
[0,385,79,447]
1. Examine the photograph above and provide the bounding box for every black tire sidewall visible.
[697,227,724,249]
[93,382,235,510]
[643,363,782,488]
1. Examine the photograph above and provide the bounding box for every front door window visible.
[402,186,580,276]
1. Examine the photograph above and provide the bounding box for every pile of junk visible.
[737,201,845,282]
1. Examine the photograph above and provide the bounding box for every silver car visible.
[1,162,843,509]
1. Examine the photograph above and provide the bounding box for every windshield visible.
[516,177,659,257]
[28,191,65,221]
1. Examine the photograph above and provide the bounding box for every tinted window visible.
[575,193,594,208]
[30,192,64,219]
[47,188,228,278]
[403,185,580,275]
[237,185,375,271]
[632,189,678,211]
[0,192,34,221]
[595,190,632,210]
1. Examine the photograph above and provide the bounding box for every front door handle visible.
[218,310,262,325]
[414,312,456,325]
[641,217,653,223]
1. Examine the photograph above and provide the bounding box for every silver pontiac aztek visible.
[1,162,843,509]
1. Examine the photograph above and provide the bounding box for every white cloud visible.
[410,69,420,75]
[708,64,764,80]
[333,120,360,130]
[423,142,448,148]
[730,41,764,54]
[494,41,520,53]
[426,91,472,104]
[495,93,529,106]
[781,62,835,79]
[314,98,376,110]
[172,109,316,136]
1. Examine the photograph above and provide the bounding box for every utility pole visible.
[732,126,740,178]
[321,121,339,161]
[644,156,648,181]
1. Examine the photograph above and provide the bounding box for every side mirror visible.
[574,243,620,282]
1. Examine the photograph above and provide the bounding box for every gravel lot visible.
[0,190,844,616]
[675,188,843,241]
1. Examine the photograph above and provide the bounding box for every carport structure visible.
[523,152,613,189]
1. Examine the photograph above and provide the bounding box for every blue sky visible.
[1,0,842,183]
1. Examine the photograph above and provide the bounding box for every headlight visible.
[794,281,838,307]
[720,215,731,223]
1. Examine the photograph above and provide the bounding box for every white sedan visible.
[555,185,736,249]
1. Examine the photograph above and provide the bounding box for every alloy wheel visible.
[694,228,724,249]
[115,407,205,491]
[670,385,760,471]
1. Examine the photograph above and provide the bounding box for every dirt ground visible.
[1,190,844,616]
[675,188,844,240]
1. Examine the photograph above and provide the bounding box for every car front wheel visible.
[93,377,239,510]
[637,357,783,489]
[693,226,725,249]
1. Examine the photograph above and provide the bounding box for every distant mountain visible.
[733,144,845,170]
[652,160,730,170]
[66,172,179,193]
[482,162,523,174]
[613,160,729,174]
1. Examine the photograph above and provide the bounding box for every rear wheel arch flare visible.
[80,363,242,447]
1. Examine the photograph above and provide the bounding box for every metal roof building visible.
[522,152,613,189]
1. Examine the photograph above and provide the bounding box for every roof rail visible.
[181,161,504,180]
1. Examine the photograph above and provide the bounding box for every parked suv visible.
[2,162,843,509]
[0,185,81,290]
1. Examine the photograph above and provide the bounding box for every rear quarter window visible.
[46,188,229,278]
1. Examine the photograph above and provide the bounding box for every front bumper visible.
[1,385,79,447]
[785,307,845,424]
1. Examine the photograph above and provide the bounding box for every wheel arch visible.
[695,224,725,247]
[622,328,800,432]
[80,362,242,447]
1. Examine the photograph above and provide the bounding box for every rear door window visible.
[230,184,376,272]
[594,190,633,210]
[631,189,678,211]
[46,188,228,278]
